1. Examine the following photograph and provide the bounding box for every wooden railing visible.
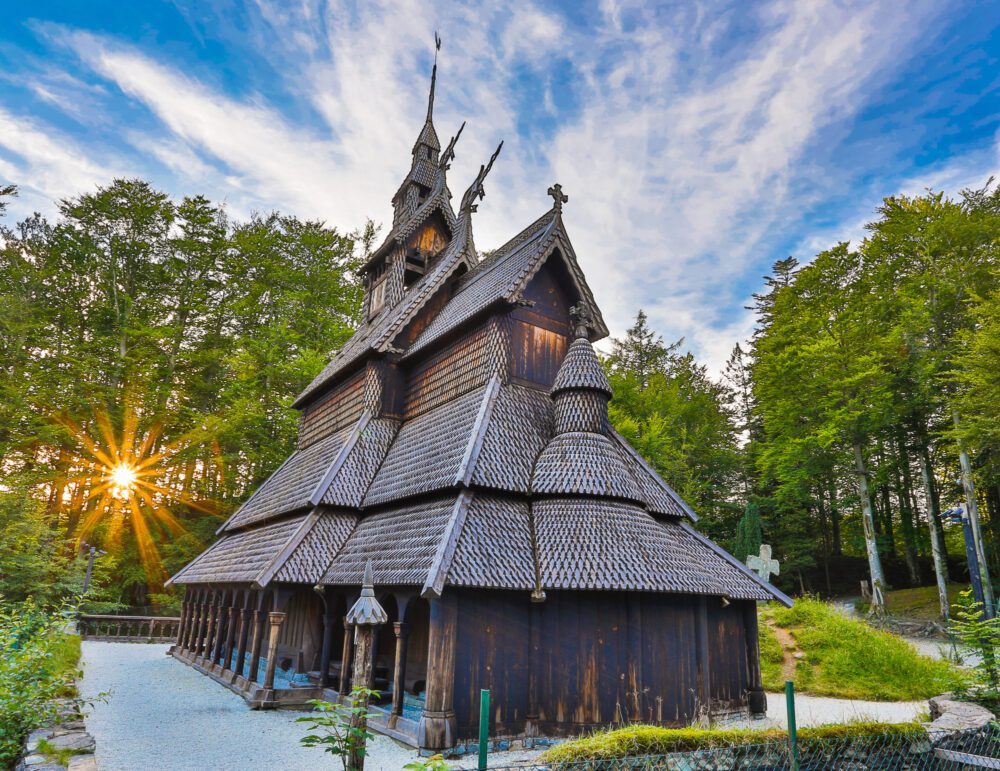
[78,614,181,642]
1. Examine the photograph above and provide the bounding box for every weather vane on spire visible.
[427,33,442,122]
[548,183,568,213]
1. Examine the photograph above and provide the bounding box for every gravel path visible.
[79,642,540,770]
[79,642,929,770]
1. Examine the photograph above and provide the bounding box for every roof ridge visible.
[608,429,698,521]
[215,452,297,535]
[455,376,502,486]
[308,412,372,506]
[421,489,474,598]
[253,508,322,588]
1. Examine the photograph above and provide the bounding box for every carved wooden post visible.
[182,590,198,651]
[234,590,252,679]
[390,621,409,721]
[203,591,219,659]
[418,592,458,751]
[212,590,229,666]
[345,563,387,771]
[176,588,190,647]
[742,600,766,715]
[262,610,287,690]
[222,601,238,671]
[339,617,353,695]
[248,592,267,684]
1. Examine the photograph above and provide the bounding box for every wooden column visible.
[626,594,643,722]
[176,588,190,647]
[417,593,458,751]
[212,590,229,665]
[339,617,353,695]
[262,611,287,690]
[203,591,219,660]
[248,592,267,684]
[319,595,337,688]
[526,599,542,735]
[742,601,766,715]
[222,592,238,671]
[182,590,198,651]
[390,621,409,720]
[234,590,252,679]
[695,596,711,724]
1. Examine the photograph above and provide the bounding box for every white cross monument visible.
[747,544,780,583]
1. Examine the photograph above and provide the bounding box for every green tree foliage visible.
[606,311,741,540]
[734,502,764,563]
[0,179,364,606]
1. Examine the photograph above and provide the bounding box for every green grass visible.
[764,598,967,701]
[540,723,926,762]
[854,584,966,621]
[758,619,785,691]
[49,633,82,697]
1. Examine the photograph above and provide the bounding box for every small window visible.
[369,277,387,317]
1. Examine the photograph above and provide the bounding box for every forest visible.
[1,178,999,615]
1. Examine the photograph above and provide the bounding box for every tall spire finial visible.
[548,183,568,213]
[460,141,504,215]
[427,32,442,122]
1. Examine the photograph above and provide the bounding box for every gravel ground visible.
[79,641,928,770]
[79,642,541,770]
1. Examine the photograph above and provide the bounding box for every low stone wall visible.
[16,699,97,771]
[927,693,995,736]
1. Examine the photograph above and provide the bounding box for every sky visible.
[2,1,999,374]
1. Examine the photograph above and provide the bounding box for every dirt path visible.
[767,622,800,681]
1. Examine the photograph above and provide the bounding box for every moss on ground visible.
[540,722,926,762]
[762,598,967,701]
[855,584,966,621]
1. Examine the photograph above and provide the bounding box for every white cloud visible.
[11,0,985,378]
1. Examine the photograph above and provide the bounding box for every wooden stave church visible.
[167,57,791,752]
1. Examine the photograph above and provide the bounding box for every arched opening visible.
[402,598,431,719]
[276,588,323,686]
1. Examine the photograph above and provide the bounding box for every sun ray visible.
[57,398,223,591]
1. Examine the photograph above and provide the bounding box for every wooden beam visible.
[234,590,252,679]
[390,621,409,723]
[417,593,458,751]
[422,490,473,598]
[248,591,268,684]
[262,611,287,690]
[339,616,354,696]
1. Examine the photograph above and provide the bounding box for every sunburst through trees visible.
[57,405,221,589]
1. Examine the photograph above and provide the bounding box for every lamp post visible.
[80,542,106,596]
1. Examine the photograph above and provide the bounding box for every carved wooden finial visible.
[547,183,568,212]
[569,303,592,339]
[346,560,388,626]
[459,140,504,215]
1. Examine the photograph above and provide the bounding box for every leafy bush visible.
[766,598,966,700]
[541,722,926,762]
[0,599,81,767]
[948,588,1000,702]
[297,688,381,770]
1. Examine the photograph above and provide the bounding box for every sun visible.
[109,463,138,497]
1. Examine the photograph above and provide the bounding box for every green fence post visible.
[785,680,799,771]
[478,688,490,771]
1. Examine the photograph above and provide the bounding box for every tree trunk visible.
[828,478,842,555]
[954,409,994,611]
[854,441,887,613]
[894,436,921,586]
[916,444,951,620]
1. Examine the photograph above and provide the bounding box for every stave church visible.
[167,49,790,752]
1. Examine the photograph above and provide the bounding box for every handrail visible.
[78,613,181,643]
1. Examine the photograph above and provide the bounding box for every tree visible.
[734,501,764,563]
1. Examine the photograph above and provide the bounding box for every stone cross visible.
[548,183,568,212]
[747,544,780,583]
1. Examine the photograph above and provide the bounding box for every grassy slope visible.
[761,598,966,700]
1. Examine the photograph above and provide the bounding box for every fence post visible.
[478,689,490,771]
[785,680,799,771]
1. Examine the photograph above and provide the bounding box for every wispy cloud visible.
[1,0,995,375]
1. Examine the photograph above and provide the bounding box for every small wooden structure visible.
[167,53,790,751]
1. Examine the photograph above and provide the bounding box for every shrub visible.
[0,599,81,767]
[297,688,381,770]
[540,723,926,763]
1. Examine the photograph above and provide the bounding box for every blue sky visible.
[2,1,999,372]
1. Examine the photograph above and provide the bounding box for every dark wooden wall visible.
[451,589,755,740]
[298,370,365,448]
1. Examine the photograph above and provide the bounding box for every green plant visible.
[296,688,381,770]
[948,588,1000,695]
[403,754,452,770]
[0,598,82,767]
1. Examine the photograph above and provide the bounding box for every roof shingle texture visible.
[552,337,611,395]
[273,512,358,584]
[223,426,354,531]
[534,498,770,599]
[531,432,639,501]
[173,515,306,584]
[448,494,535,590]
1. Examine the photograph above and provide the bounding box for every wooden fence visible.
[78,614,180,642]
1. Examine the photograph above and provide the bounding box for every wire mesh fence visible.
[486,724,1000,770]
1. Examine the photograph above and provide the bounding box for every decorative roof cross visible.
[547,183,568,212]
[746,544,780,583]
